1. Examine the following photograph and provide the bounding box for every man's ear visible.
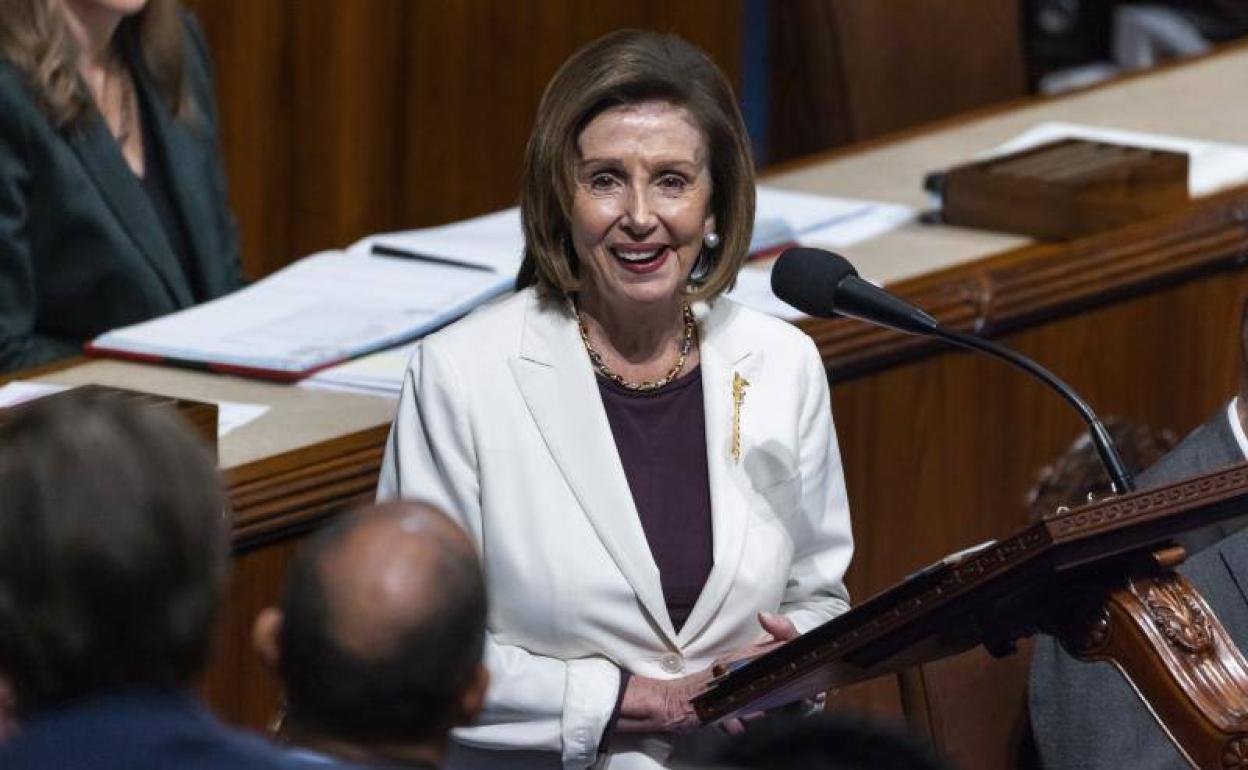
[251,607,284,673]
[454,663,490,726]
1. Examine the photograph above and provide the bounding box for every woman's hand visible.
[616,668,714,734]
[615,614,802,735]
[711,612,803,735]
[711,611,800,677]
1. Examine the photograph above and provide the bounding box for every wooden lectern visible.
[694,463,1248,769]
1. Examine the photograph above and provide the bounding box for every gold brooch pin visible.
[732,372,750,463]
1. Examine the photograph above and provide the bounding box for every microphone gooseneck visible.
[930,326,1134,494]
[772,247,1135,495]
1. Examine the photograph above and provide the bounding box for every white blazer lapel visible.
[507,294,679,646]
[679,301,759,647]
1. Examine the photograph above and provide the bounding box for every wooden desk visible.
[18,43,1248,762]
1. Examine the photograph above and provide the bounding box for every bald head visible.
[317,501,477,660]
[276,501,486,744]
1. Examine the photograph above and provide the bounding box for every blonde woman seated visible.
[0,0,243,371]
[379,30,854,770]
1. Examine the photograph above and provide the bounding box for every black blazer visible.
[0,15,242,372]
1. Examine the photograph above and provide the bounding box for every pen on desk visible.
[371,243,496,272]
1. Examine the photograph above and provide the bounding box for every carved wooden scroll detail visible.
[1224,736,1248,769]
[1059,570,1248,769]
[1144,575,1213,656]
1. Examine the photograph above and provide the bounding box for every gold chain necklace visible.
[575,302,696,392]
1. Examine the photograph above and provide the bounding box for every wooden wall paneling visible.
[767,0,853,165]
[910,640,1036,770]
[766,0,1027,164]
[827,676,907,724]
[185,0,293,281]
[201,539,300,731]
[190,0,416,276]
[401,0,539,227]
[832,0,1027,141]
[399,0,744,232]
[286,1,412,259]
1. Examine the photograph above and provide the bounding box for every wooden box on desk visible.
[0,384,218,458]
[939,138,1189,240]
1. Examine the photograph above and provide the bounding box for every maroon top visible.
[597,366,714,632]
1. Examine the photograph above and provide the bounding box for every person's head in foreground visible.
[518,28,756,321]
[710,711,953,770]
[0,389,227,717]
[253,500,489,768]
[0,390,294,770]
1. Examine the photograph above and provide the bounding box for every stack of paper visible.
[299,342,417,397]
[750,186,914,256]
[88,209,525,381]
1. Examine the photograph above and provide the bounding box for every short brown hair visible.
[518,29,756,302]
[0,389,227,714]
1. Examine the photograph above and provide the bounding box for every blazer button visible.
[660,653,684,674]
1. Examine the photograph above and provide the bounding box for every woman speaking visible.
[379,30,853,770]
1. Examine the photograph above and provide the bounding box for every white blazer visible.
[378,288,853,770]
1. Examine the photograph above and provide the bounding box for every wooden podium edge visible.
[693,461,1248,723]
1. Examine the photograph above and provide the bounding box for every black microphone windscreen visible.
[771,247,857,318]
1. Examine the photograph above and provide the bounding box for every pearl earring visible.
[703,232,720,249]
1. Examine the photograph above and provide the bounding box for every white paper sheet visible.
[0,381,65,408]
[726,263,804,321]
[214,401,271,436]
[350,208,524,270]
[728,189,913,319]
[299,341,417,397]
[752,186,915,252]
[0,381,268,438]
[990,121,1248,197]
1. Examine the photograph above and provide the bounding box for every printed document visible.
[89,209,524,379]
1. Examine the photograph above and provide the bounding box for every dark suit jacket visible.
[1029,404,1248,769]
[0,688,289,770]
[0,14,242,372]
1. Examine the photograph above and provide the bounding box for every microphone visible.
[772,247,1134,495]
[771,247,940,335]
